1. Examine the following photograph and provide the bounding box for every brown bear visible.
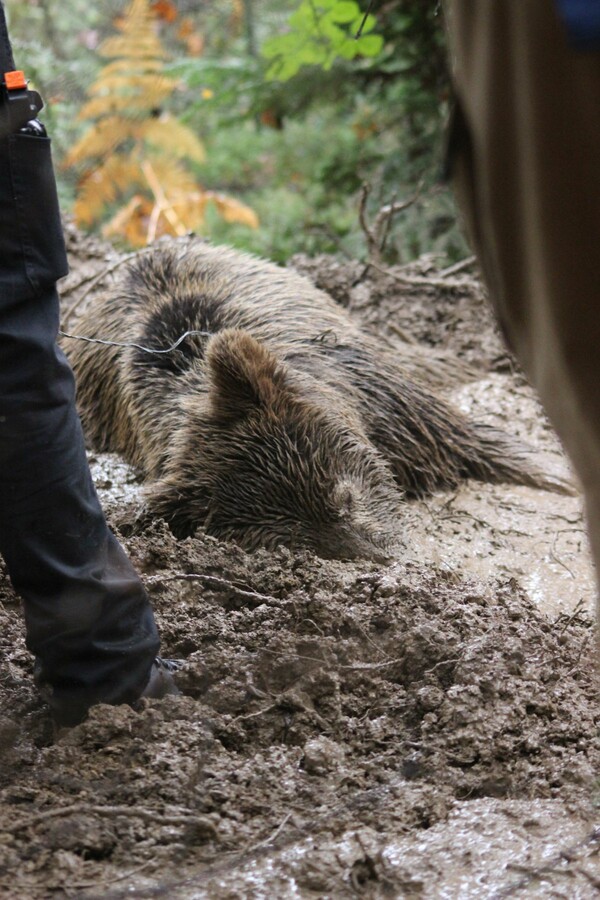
[65,241,570,560]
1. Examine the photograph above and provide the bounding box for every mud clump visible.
[66,241,569,560]
[0,522,598,897]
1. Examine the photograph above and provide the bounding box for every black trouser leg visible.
[0,132,159,726]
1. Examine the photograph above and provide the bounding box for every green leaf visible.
[337,40,359,60]
[290,7,311,27]
[319,18,347,44]
[298,44,325,65]
[356,34,384,57]
[260,0,382,81]
[351,12,377,34]
[330,2,360,24]
[262,34,288,59]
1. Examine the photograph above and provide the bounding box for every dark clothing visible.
[444,1,600,611]
[0,130,159,726]
[554,0,600,48]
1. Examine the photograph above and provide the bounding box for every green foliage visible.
[168,1,466,262]
[167,55,264,124]
[195,111,377,262]
[168,2,467,262]
[6,0,468,264]
[193,103,469,265]
[262,0,383,80]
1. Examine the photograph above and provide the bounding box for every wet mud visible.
[0,238,598,898]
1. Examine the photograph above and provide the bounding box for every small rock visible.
[302,736,345,776]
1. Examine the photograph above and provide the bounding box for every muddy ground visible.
[0,230,598,898]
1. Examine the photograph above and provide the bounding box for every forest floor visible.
[0,228,598,899]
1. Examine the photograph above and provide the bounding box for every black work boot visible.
[140,657,183,699]
[36,656,183,730]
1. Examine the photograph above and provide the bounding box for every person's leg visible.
[0,130,159,726]
[444,0,600,594]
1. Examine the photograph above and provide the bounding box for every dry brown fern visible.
[65,0,258,245]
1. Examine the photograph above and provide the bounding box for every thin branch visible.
[373,189,423,239]
[2,803,218,837]
[145,572,278,606]
[358,183,423,268]
[61,266,118,298]
[374,189,398,259]
[497,827,600,897]
[367,260,475,291]
[576,867,600,891]
[385,321,418,344]
[355,0,375,39]
[231,702,280,723]
[557,598,587,634]
[438,254,477,277]
[549,533,575,579]
[259,647,403,672]
[246,812,292,851]
[358,183,372,252]
[141,159,188,239]
[69,861,155,892]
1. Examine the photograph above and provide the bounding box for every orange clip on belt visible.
[4,70,27,90]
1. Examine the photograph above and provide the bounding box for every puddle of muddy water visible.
[122,799,600,899]
[88,453,145,508]
[399,481,594,620]
[444,374,594,618]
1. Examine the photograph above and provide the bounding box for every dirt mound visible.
[290,253,515,373]
[0,519,598,897]
[0,242,598,898]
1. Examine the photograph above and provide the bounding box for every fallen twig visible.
[549,533,575,579]
[438,254,477,277]
[245,812,293,852]
[496,828,600,897]
[563,631,594,679]
[145,572,277,606]
[2,803,217,837]
[557,598,586,634]
[367,260,476,291]
[60,266,116,297]
[260,647,402,672]
[575,865,600,890]
[424,656,461,675]
[69,861,155,892]
[86,775,412,898]
[231,702,280,723]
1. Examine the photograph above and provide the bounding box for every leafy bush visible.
[262,0,383,79]
[7,0,468,262]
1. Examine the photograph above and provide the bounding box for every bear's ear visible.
[206,329,288,421]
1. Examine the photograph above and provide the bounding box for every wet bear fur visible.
[66,242,570,560]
